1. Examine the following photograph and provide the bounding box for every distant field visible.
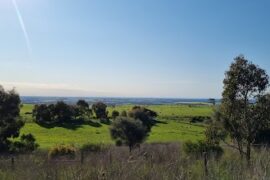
[20,104,212,149]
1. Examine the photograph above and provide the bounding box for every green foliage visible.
[54,101,75,122]
[115,139,123,146]
[0,86,24,152]
[128,106,157,132]
[76,100,92,120]
[183,140,223,159]
[120,110,127,117]
[111,110,120,120]
[110,117,148,151]
[216,55,270,161]
[208,98,216,105]
[48,144,77,159]
[11,133,39,153]
[92,102,108,119]
[108,104,213,122]
[32,104,54,124]
[32,100,94,125]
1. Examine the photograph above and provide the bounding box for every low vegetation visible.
[0,144,270,180]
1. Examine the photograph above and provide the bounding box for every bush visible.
[183,140,223,159]
[10,134,39,153]
[48,144,77,160]
[115,139,123,146]
[110,117,148,152]
[120,110,127,117]
[111,110,120,120]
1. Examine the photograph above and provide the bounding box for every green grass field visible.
[20,104,212,149]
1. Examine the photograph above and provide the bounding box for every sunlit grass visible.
[19,104,212,149]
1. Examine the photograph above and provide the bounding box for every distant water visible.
[21,96,220,105]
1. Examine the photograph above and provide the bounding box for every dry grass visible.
[0,143,270,180]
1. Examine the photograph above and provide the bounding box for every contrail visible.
[11,0,32,56]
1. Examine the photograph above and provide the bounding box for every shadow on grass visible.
[100,119,112,125]
[87,120,102,127]
[152,119,168,127]
[36,119,102,130]
[154,120,168,124]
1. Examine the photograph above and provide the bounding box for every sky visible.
[0,0,270,98]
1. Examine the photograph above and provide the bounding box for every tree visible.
[54,101,74,122]
[0,86,24,152]
[208,98,216,106]
[121,110,127,117]
[211,55,269,161]
[111,110,120,120]
[92,102,108,119]
[110,117,148,152]
[252,94,270,145]
[0,86,38,153]
[11,133,39,153]
[32,104,54,124]
[128,106,157,132]
[76,100,92,120]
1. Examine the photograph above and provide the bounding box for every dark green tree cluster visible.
[33,100,111,125]
[33,100,92,124]
[207,55,270,162]
[92,102,108,119]
[0,86,38,153]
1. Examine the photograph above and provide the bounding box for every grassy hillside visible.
[20,104,212,149]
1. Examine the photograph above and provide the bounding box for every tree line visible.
[32,100,108,124]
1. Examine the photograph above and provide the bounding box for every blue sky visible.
[1,0,270,98]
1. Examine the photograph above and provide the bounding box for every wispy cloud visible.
[11,0,32,56]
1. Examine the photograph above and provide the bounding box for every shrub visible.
[48,144,77,160]
[110,117,148,152]
[115,139,123,146]
[10,134,39,153]
[120,110,128,117]
[183,140,223,159]
[111,110,120,120]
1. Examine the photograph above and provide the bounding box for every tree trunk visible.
[246,141,251,164]
[236,140,244,159]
